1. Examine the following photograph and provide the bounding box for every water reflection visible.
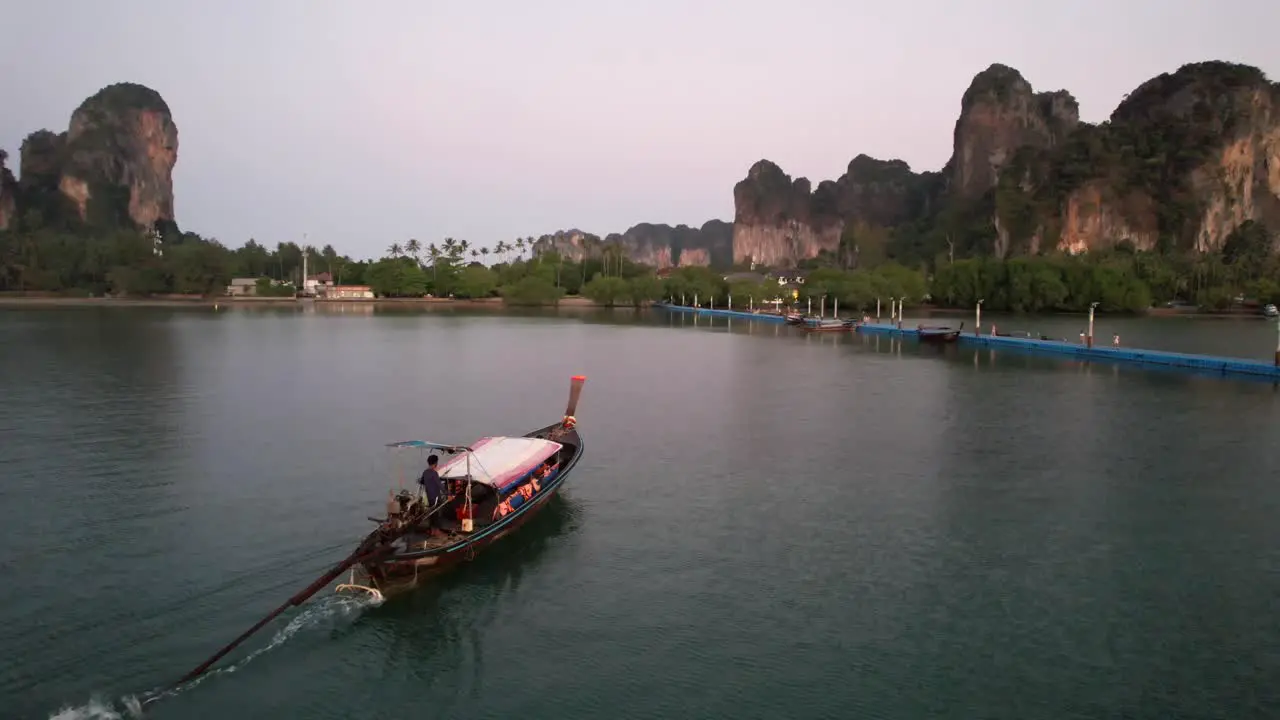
[350,495,580,693]
[316,301,375,316]
[371,493,581,618]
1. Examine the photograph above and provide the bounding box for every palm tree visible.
[459,239,470,258]
[427,244,442,283]
[321,244,338,275]
[495,241,509,264]
[443,237,457,260]
[387,242,403,258]
[481,247,491,264]
[470,249,480,261]
[515,237,526,261]
[405,238,422,265]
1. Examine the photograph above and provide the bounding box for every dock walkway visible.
[654,303,1280,381]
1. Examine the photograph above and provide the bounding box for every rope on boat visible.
[335,567,385,603]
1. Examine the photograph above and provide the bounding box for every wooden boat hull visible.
[349,422,584,598]
[802,319,855,332]
[918,330,960,344]
[917,321,963,344]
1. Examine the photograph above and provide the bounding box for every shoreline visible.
[0,294,608,309]
[0,294,1272,321]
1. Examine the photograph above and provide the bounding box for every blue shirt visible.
[418,467,444,504]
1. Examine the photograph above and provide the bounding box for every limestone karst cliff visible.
[999,61,1280,256]
[731,160,841,267]
[732,60,1280,267]
[947,64,1079,201]
[5,82,178,233]
[531,220,733,269]
[732,155,941,267]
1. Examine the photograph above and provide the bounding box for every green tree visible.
[581,274,631,306]
[366,257,427,297]
[454,264,498,299]
[500,276,563,306]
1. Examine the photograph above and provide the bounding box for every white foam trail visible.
[46,593,382,719]
[47,696,139,720]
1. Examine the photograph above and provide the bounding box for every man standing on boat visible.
[418,454,447,535]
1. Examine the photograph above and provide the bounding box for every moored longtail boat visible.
[917,321,964,343]
[802,317,855,332]
[169,376,587,689]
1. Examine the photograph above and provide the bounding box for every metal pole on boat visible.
[463,451,473,532]
[976,299,984,336]
[728,294,732,310]
[834,298,839,319]
[898,297,905,329]
[876,298,881,321]
[820,295,826,318]
[694,293,699,308]
[807,297,812,315]
[1088,302,1098,348]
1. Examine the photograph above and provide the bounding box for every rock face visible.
[1056,181,1160,254]
[1116,62,1280,253]
[733,60,1280,266]
[947,64,1079,200]
[732,155,938,267]
[732,160,842,267]
[10,82,178,232]
[996,62,1280,255]
[532,220,733,269]
[532,229,604,261]
[604,220,733,269]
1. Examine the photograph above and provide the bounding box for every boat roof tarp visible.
[385,440,463,451]
[438,436,562,492]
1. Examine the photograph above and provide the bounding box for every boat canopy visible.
[385,440,464,451]
[438,436,563,492]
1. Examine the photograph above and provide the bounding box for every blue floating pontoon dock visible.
[653,302,1280,381]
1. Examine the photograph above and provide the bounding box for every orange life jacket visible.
[519,484,534,500]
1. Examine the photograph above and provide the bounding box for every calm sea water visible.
[2,305,1278,719]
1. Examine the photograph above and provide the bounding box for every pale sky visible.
[1,0,1276,260]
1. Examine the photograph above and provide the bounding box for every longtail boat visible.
[803,317,855,332]
[169,376,587,689]
[337,417,585,601]
[917,321,964,343]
